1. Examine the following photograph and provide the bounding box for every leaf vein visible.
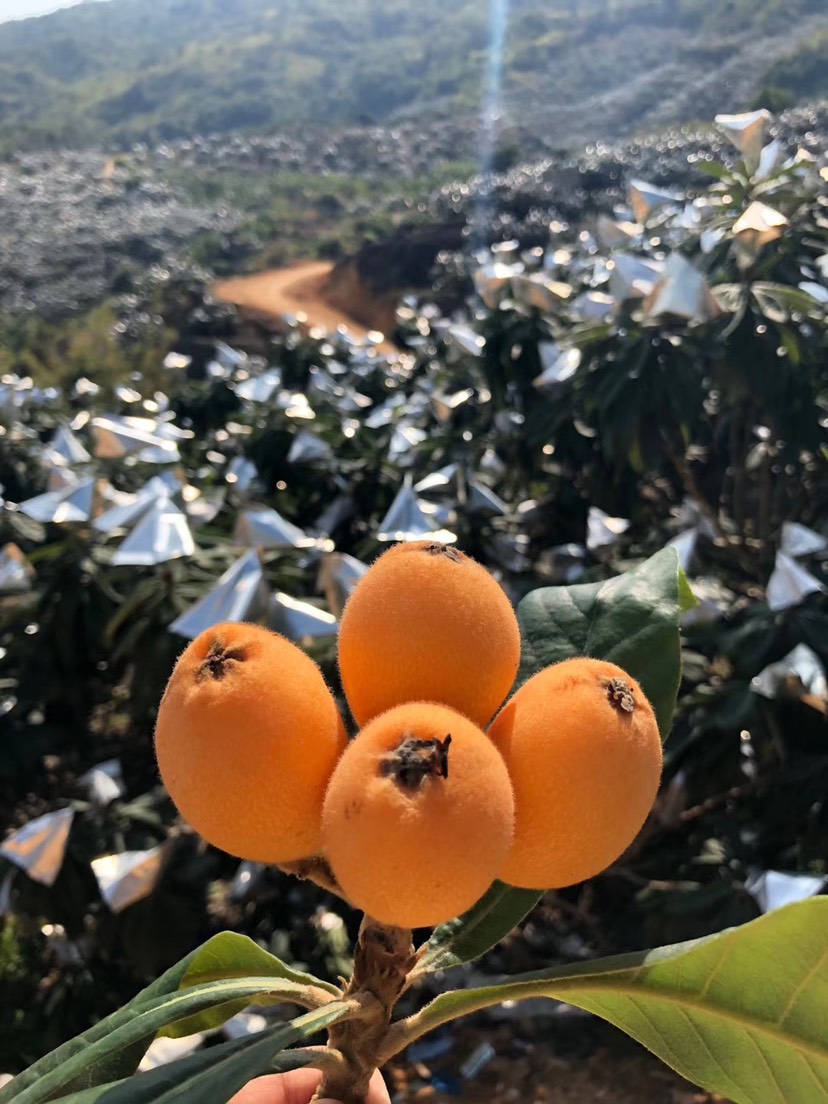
[623,994,687,1074]
[778,944,828,1027]
[697,940,735,999]
[748,1033,786,1104]
[579,592,604,657]
[552,982,828,1063]
[801,1052,828,1096]
[673,1005,746,1103]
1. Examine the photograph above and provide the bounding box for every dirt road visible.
[211,261,398,356]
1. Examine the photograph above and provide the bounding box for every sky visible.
[0,0,110,24]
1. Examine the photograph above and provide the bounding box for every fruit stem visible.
[279,855,349,900]
[314,916,415,1104]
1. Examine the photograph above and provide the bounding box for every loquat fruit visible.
[155,622,347,864]
[322,701,515,928]
[338,541,521,727]
[488,657,662,889]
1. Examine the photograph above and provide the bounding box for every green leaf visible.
[0,976,341,1104]
[713,282,747,317]
[388,899,828,1104]
[50,1045,316,1104]
[181,932,339,993]
[50,1009,347,1104]
[415,882,543,975]
[163,932,340,1039]
[752,282,825,321]
[569,321,613,346]
[678,571,698,614]
[516,548,685,739]
[0,944,206,1102]
[695,160,733,183]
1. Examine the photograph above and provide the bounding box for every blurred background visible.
[0,1,826,1100]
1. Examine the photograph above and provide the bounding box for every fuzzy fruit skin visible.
[155,622,347,864]
[338,541,521,728]
[322,702,515,928]
[489,658,662,890]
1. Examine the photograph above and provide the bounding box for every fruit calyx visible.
[197,636,247,682]
[423,542,462,562]
[604,677,636,713]
[380,734,452,791]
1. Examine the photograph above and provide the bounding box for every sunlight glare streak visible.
[472,0,511,252]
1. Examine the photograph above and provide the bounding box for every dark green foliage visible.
[676,0,823,33]
[751,86,796,115]
[759,31,828,105]
[0,308,173,396]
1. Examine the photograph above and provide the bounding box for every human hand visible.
[227,1065,391,1104]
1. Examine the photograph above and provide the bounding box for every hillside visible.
[0,0,826,152]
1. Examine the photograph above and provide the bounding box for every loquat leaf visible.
[516,547,686,739]
[385,898,828,1104]
[415,881,542,974]
[44,1010,346,1104]
[162,931,341,1039]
